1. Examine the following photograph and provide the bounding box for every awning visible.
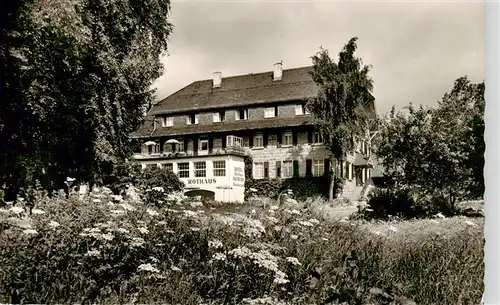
[165,139,180,144]
[144,141,156,146]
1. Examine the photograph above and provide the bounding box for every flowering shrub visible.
[0,186,484,304]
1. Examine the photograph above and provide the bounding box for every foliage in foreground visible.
[0,187,483,304]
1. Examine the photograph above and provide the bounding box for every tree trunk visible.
[328,158,337,201]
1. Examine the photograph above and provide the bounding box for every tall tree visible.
[0,0,173,198]
[374,76,485,210]
[307,38,376,200]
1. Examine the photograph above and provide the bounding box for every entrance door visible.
[355,167,363,186]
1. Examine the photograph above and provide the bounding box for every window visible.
[295,104,309,115]
[148,143,160,155]
[282,161,293,178]
[213,161,226,177]
[313,131,323,144]
[254,162,264,179]
[268,135,277,146]
[276,161,281,178]
[236,109,248,120]
[313,160,324,177]
[194,162,206,177]
[178,162,189,178]
[213,111,226,123]
[283,132,293,146]
[163,163,173,171]
[243,137,250,147]
[177,140,185,152]
[162,116,173,127]
[253,134,263,148]
[186,113,199,125]
[264,106,278,118]
[199,139,209,151]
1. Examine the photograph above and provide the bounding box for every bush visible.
[102,160,140,195]
[0,187,484,304]
[360,185,456,220]
[245,177,330,201]
[137,166,184,194]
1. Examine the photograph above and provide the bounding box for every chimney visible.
[273,61,283,81]
[213,71,222,88]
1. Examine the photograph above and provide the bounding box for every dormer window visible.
[295,103,310,115]
[186,113,199,125]
[264,106,279,118]
[213,111,226,123]
[236,109,248,121]
[162,116,173,127]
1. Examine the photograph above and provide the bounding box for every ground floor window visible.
[313,160,324,177]
[163,163,173,171]
[282,161,293,178]
[178,162,190,178]
[194,161,207,177]
[213,161,226,177]
[254,162,264,179]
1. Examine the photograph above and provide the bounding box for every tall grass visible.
[0,186,483,304]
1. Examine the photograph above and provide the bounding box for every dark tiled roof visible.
[151,66,317,115]
[130,116,315,138]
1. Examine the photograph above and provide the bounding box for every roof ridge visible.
[167,79,315,99]
[192,65,313,83]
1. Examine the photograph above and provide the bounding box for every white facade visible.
[139,154,245,203]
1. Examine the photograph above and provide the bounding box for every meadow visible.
[0,186,484,305]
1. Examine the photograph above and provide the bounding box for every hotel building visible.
[130,63,376,202]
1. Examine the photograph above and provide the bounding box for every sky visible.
[152,0,484,115]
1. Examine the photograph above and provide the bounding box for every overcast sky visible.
[152,0,484,115]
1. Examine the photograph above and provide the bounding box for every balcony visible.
[133,145,246,160]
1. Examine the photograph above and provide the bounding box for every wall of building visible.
[139,155,245,203]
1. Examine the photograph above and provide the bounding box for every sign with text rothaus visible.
[233,167,245,186]
[187,178,217,185]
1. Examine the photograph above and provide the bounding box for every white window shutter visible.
[195,114,199,124]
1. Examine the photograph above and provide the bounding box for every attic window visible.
[236,109,248,120]
[264,106,279,118]
[186,113,199,125]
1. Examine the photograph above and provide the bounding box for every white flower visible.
[465,220,475,227]
[290,234,298,240]
[101,233,114,241]
[66,177,76,182]
[111,209,125,216]
[31,208,45,215]
[92,199,101,203]
[129,237,145,247]
[111,195,123,202]
[171,265,181,272]
[249,188,258,192]
[321,237,329,241]
[208,239,224,249]
[274,225,282,232]
[273,271,289,284]
[299,221,314,227]
[430,219,440,224]
[138,263,160,273]
[190,227,200,232]
[269,205,279,211]
[86,249,100,257]
[115,228,130,234]
[152,187,164,192]
[22,229,38,235]
[250,209,256,214]
[285,257,302,266]
[212,253,227,261]
[9,206,24,214]
[48,221,60,229]
[146,208,159,217]
[120,203,136,211]
[138,227,149,234]
[90,228,101,233]
[308,218,320,225]
[266,216,278,224]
